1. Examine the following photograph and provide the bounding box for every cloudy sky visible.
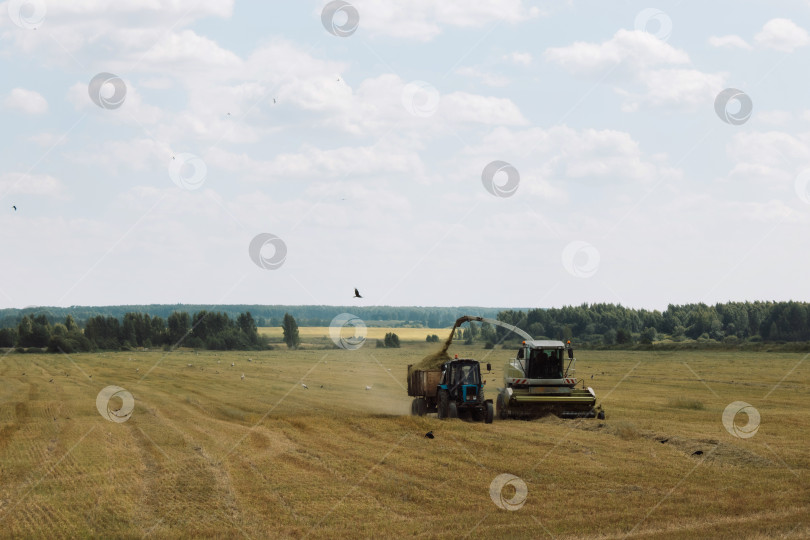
[1,0,809,311]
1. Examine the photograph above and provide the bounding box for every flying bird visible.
[301,383,308,389]
[231,362,235,367]
[241,373,245,380]
[49,379,53,383]
[273,98,277,104]
[12,205,17,211]
[424,431,434,439]
[354,288,362,298]
[660,438,668,444]
[365,385,372,391]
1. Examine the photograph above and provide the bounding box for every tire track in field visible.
[155,397,250,533]
[126,395,248,537]
[0,402,29,452]
[28,382,39,401]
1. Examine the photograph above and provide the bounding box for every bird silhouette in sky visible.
[12,205,17,211]
[354,288,362,298]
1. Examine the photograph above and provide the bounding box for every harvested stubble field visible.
[0,344,808,539]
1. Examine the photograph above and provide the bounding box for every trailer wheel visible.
[448,401,458,419]
[437,390,448,419]
[485,402,494,424]
[416,397,427,416]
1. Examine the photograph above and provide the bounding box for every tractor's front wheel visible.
[485,401,494,424]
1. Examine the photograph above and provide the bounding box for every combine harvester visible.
[497,338,604,420]
[408,316,604,421]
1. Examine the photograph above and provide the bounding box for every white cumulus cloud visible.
[504,51,533,65]
[456,66,510,87]
[3,88,48,114]
[708,35,752,50]
[754,18,809,52]
[355,0,540,41]
[621,69,726,111]
[0,172,65,197]
[544,29,689,75]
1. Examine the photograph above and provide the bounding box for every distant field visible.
[259,326,451,342]
[0,344,808,538]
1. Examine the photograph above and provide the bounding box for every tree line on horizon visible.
[0,311,267,353]
[0,304,505,331]
[1,301,809,352]
[491,301,810,346]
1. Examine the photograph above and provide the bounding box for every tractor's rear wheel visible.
[437,391,448,419]
[485,402,494,424]
[448,401,458,419]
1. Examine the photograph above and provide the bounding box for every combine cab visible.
[496,340,604,419]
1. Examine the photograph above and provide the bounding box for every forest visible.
[0,311,264,353]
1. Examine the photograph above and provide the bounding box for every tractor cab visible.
[441,358,482,402]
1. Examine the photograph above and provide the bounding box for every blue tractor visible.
[436,357,494,423]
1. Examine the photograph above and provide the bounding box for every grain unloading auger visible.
[459,316,605,420]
